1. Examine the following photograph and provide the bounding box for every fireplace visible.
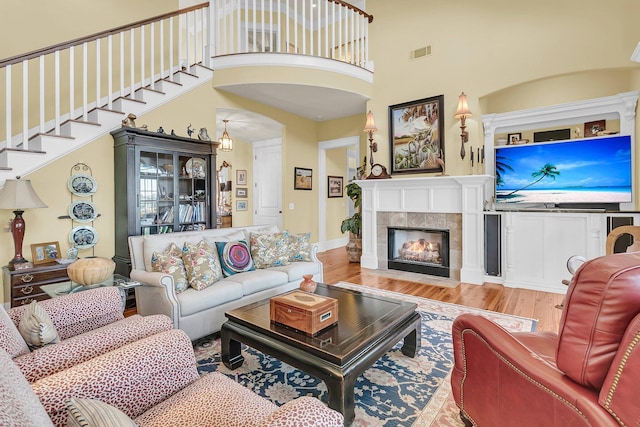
[388,227,450,278]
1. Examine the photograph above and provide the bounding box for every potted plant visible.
[341,159,365,262]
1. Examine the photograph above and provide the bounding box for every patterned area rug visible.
[194,282,536,426]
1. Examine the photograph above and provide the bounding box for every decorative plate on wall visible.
[69,226,99,249]
[68,201,99,223]
[68,174,98,196]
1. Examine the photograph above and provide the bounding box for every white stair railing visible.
[210,0,373,69]
[0,3,210,153]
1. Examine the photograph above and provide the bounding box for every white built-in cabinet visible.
[482,92,639,293]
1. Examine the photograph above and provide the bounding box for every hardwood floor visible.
[317,247,565,333]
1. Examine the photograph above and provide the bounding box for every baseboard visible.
[317,237,348,253]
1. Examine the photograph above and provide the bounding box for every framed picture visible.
[31,241,60,265]
[235,187,248,198]
[236,169,247,186]
[294,167,313,190]
[507,133,522,145]
[327,176,344,198]
[236,200,248,211]
[584,120,606,137]
[389,95,444,174]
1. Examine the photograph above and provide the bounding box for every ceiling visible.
[215,107,284,143]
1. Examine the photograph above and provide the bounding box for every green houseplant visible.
[341,159,365,262]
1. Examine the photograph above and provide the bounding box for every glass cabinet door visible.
[177,155,208,231]
[138,151,176,235]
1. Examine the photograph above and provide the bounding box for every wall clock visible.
[366,163,391,179]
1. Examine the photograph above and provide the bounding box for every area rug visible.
[194,282,536,426]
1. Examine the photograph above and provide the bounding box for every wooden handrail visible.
[0,2,209,67]
[328,0,374,23]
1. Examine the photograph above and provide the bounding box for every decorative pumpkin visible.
[67,257,115,286]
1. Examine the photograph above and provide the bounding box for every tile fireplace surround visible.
[357,175,492,285]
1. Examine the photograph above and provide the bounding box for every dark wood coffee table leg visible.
[401,318,421,357]
[324,374,357,426]
[221,324,244,369]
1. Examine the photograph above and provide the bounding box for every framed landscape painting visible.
[389,95,444,174]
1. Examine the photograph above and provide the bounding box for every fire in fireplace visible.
[388,227,450,277]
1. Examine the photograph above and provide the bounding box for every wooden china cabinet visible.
[112,128,219,275]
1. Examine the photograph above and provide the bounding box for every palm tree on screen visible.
[495,154,514,187]
[505,163,560,196]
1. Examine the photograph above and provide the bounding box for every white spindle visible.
[39,55,45,133]
[286,0,290,52]
[310,0,314,56]
[184,14,190,67]
[120,32,125,99]
[252,0,257,52]
[261,0,265,52]
[140,24,145,88]
[69,46,75,119]
[82,42,88,120]
[5,64,11,148]
[302,0,306,55]
[277,0,281,53]
[150,22,155,84]
[96,39,101,111]
[201,6,207,63]
[160,20,165,81]
[169,17,174,76]
[331,1,335,59]
[130,28,135,95]
[354,12,359,65]
[178,14,184,67]
[338,5,343,60]
[245,0,249,51]
[22,60,28,148]
[108,35,113,109]
[364,14,369,66]
[54,51,60,134]
[324,0,329,58]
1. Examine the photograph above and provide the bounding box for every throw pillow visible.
[66,397,137,427]
[182,240,224,290]
[18,301,60,349]
[249,232,291,269]
[286,231,312,262]
[215,240,255,277]
[151,243,189,294]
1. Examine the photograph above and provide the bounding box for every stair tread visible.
[115,96,147,105]
[62,119,101,127]
[0,147,46,154]
[137,86,165,95]
[159,77,183,87]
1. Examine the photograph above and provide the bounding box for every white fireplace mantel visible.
[356,175,493,285]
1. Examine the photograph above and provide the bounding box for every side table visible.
[40,275,141,311]
[3,263,70,307]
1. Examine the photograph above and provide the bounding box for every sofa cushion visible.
[0,306,29,358]
[151,243,189,294]
[176,281,244,317]
[270,262,321,283]
[66,397,136,427]
[0,349,54,427]
[232,270,289,295]
[557,252,640,389]
[18,301,60,349]
[250,232,291,268]
[285,232,312,262]
[182,240,224,291]
[215,240,255,277]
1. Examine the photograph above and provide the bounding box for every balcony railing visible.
[0,1,372,153]
[0,3,210,151]
[211,0,373,68]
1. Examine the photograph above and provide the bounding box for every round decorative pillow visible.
[215,241,255,277]
[67,257,116,286]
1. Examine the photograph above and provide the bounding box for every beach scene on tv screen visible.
[495,135,632,204]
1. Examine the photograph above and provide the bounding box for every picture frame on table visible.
[584,120,606,137]
[235,187,248,198]
[236,169,247,186]
[31,241,61,265]
[389,95,444,174]
[327,176,344,198]
[236,200,248,211]
[294,167,313,190]
[507,133,522,145]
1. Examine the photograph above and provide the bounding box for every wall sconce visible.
[454,92,472,159]
[364,110,378,171]
[0,177,48,269]
[218,119,233,152]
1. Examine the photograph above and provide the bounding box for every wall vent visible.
[410,45,431,60]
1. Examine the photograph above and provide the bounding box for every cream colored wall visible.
[326,147,348,241]
[366,0,640,178]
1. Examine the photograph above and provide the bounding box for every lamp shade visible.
[363,110,377,133]
[0,178,47,210]
[454,92,472,119]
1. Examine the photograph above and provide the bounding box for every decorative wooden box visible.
[270,291,338,336]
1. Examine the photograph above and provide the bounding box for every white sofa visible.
[128,225,323,340]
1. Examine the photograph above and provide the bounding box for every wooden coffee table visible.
[221,283,421,426]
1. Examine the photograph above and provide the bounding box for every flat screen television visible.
[494,135,632,207]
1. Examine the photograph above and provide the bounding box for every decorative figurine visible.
[157,126,165,134]
[171,129,177,136]
[197,128,211,141]
[121,113,137,128]
[187,124,194,137]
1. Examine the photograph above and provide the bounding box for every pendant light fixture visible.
[219,119,233,152]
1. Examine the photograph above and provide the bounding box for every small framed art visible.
[236,169,247,186]
[236,200,248,211]
[507,133,522,145]
[31,241,61,265]
[294,167,313,190]
[328,176,344,198]
[236,187,248,198]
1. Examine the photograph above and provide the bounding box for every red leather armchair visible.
[451,252,640,426]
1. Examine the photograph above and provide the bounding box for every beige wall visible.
[326,147,349,241]
[3,0,640,304]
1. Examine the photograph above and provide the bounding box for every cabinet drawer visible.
[12,282,50,299]
[10,268,68,287]
[13,293,50,307]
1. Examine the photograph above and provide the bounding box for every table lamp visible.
[0,177,48,269]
